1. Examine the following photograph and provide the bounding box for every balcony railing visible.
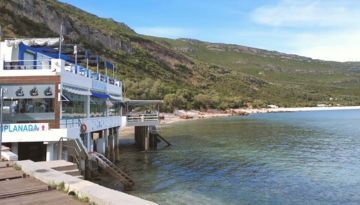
[64,62,119,86]
[2,59,121,86]
[127,113,159,123]
[3,60,51,70]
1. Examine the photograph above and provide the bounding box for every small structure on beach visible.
[267,105,279,109]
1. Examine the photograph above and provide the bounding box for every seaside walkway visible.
[0,162,86,205]
[16,160,158,205]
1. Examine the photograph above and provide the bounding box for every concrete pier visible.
[149,133,158,148]
[17,160,158,205]
[134,126,150,152]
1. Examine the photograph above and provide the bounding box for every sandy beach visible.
[119,106,360,138]
[234,106,360,114]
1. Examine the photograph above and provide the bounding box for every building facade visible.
[0,38,123,162]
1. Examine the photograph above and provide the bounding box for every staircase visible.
[89,152,135,190]
[56,137,135,190]
[150,125,171,146]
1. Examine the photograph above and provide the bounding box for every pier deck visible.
[0,164,87,204]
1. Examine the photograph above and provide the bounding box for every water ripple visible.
[108,110,360,205]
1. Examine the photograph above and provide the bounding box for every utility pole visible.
[0,87,8,159]
[59,24,63,59]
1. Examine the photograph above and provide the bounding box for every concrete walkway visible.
[17,160,158,205]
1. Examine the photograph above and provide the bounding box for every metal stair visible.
[89,152,135,190]
[150,125,171,146]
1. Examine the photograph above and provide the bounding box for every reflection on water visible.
[107,110,360,205]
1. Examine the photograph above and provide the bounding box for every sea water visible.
[109,110,360,205]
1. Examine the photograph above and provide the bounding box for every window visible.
[2,98,55,123]
[61,90,86,118]
[24,51,35,69]
[90,96,106,118]
[109,99,121,116]
[17,98,54,113]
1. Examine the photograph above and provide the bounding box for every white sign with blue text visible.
[92,80,107,91]
[0,123,49,133]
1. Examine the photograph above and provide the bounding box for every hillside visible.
[1,0,360,110]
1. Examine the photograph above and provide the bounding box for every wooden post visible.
[105,129,110,159]
[144,126,149,152]
[115,127,120,162]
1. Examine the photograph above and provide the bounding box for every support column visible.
[149,132,158,148]
[46,143,54,161]
[105,128,110,159]
[115,127,120,162]
[109,134,115,162]
[135,126,140,145]
[87,131,92,152]
[144,126,149,152]
[11,142,19,155]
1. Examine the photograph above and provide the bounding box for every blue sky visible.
[60,0,360,62]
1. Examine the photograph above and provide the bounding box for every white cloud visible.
[134,27,194,38]
[251,0,360,28]
[249,0,360,61]
[293,29,360,62]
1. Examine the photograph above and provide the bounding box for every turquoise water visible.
[114,110,360,205]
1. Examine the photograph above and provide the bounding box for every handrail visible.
[2,59,122,87]
[59,151,80,167]
[89,152,135,190]
[55,137,86,169]
[127,113,159,122]
[3,59,51,70]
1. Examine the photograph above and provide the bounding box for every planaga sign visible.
[0,123,49,133]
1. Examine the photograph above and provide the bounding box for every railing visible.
[63,62,119,85]
[89,152,135,190]
[55,137,83,169]
[62,107,87,119]
[127,113,159,122]
[3,60,51,70]
[2,59,122,87]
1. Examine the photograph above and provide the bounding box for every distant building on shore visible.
[317,104,328,107]
[267,105,279,109]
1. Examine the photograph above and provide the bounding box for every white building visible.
[267,105,279,109]
[0,38,160,163]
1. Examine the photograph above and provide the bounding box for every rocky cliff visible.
[1,0,360,109]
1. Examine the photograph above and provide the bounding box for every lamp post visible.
[0,87,8,159]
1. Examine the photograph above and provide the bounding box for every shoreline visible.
[119,106,360,138]
[235,105,360,114]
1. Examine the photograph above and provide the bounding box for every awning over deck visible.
[63,86,92,96]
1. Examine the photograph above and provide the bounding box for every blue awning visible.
[91,91,110,98]
[19,42,73,63]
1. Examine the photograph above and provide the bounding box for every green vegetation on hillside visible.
[1,0,360,111]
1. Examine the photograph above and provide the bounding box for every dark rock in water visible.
[227,110,249,116]
[180,115,190,119]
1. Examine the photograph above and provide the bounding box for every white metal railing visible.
[127,113,159,122]
[2,59,121,87]
[3,60,51,70]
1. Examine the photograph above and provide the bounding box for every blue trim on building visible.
[91,91,110,98]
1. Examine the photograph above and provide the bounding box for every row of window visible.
[61,90,121,118]
[3,98,54,114]
[2,94,121,120]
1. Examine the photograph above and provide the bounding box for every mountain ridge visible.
[1,0,360,110]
